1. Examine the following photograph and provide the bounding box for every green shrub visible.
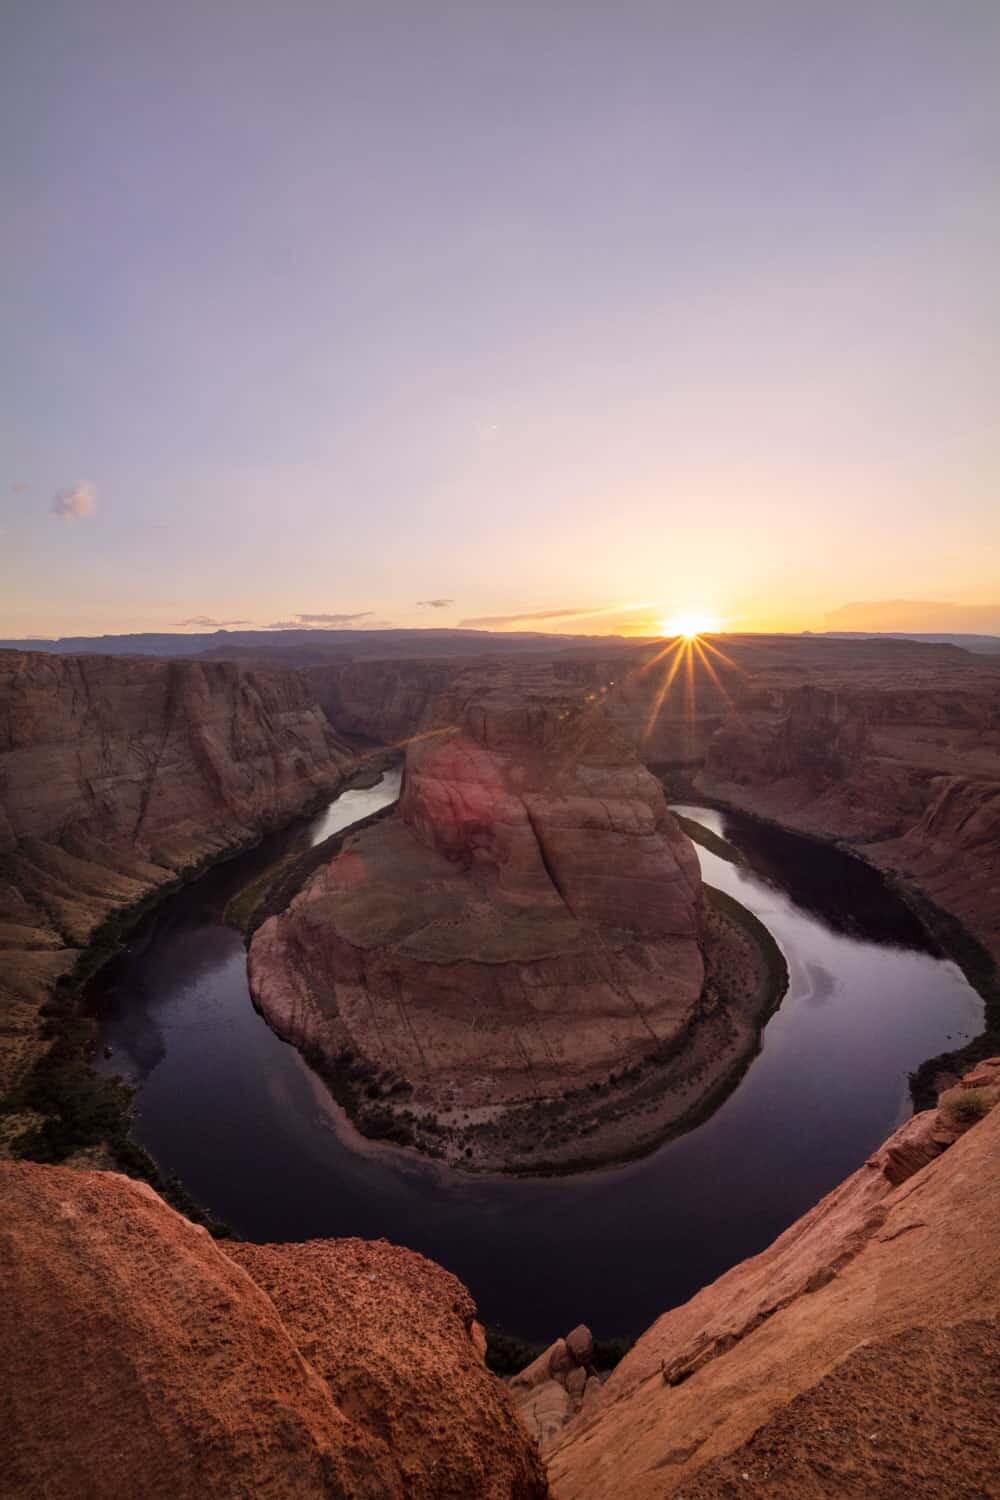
[942,1088,993,1126]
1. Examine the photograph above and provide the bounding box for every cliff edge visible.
[0,1160,548,1499]
[0,650,355,1100]
[548,1065,1000,1498]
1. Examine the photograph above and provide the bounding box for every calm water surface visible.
[91,782,982,1341]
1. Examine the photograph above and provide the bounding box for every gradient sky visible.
[2,0,999,638]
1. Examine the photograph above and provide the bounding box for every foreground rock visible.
[510,1325,603,1447]
[249,667,782,1171]
[0,650,355,1103]
[0,1162,548,1499]
[547,1069,1000,1497]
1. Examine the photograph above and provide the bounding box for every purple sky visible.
[2,1,999,636]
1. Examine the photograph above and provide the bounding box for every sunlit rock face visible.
[547,1082,1000,1499]
[0,1162,548,1500]
[249,667,722,1171]
[400,674,703,938]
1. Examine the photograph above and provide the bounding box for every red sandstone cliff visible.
[0,650,355,1094]
[2,1072,997,1498]
[310,640,1000,975]
[548,1065,1000,1497]
[0,1161,548,1499]
[249,666,776,1170]
[699,669,1000,970]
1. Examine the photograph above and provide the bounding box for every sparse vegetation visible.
[941,1088,993,1127]
[2,1012,235,1236]
[485,1326,633,1376]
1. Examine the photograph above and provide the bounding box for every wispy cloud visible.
[417,598,454,609]
[459,606,600,628]
[265,611,375,630]
[51,481,97,522]
[295,611,374,625]
[171,616,252,628]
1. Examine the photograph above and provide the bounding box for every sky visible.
[2,0,999,639]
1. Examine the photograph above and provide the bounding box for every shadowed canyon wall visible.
[0,650,355,1095]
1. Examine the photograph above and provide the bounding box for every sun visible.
[659,611,720,639]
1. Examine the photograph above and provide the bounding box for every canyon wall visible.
[549,1064,1000,1497]
[0,650,355,1095]
[0,1160,548,1499]
[3,1069,996,1497]
[699,670,1000,974]
[305,639,1000,979]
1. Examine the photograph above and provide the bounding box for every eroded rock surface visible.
[0,1162,548,1500]
[250,667,780,1170]
[0,650,355,1097]
[697,661,1000,969]
[547,1076,1000,1499]
[510,1324,603,1449]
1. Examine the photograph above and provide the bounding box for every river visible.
[90,776,982,1341]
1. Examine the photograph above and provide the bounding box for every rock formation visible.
[249,666,781,1170]
[0,650,355,1097]
[3,1072,997,1498]
[697,659,1000,963]
[509,1324,604,1447]
[547,1063,1000,1496]
[0,1161,548,1499]
[272,636,1000,1007]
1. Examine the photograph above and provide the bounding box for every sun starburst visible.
[658,611,720,640]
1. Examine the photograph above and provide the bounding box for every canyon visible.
[2,631,999,1496]
[247,663,781,1170]
[304,634,1000,1088]
[0,650,358,1106]
[2,1063,997,1496]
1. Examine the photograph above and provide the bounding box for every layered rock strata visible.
[0,650,355,1097]
[249,668,781,1171]
[698,666,1000,962]
[0,1161,547,1499]
[305,640,1000,984]
[548,1064,1000,1496]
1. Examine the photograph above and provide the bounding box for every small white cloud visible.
[51,481,97,522]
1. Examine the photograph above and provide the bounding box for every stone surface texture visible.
[0,1161,548,1500]
[248,666,741,1170]
[0,650,354,1095]
[547,1079,1000,1499]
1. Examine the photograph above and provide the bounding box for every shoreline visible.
[6,758,994,1227]
[0,756,399,1225]
[248,878,789,1178]
[668,786,999,1105]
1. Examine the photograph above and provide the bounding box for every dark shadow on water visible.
[89,786,982,1343]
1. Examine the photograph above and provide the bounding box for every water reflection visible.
[91,788,983,1342]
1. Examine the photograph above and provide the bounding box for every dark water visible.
[90,785,982,1342]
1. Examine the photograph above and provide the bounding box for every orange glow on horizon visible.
[658,612,721,639]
